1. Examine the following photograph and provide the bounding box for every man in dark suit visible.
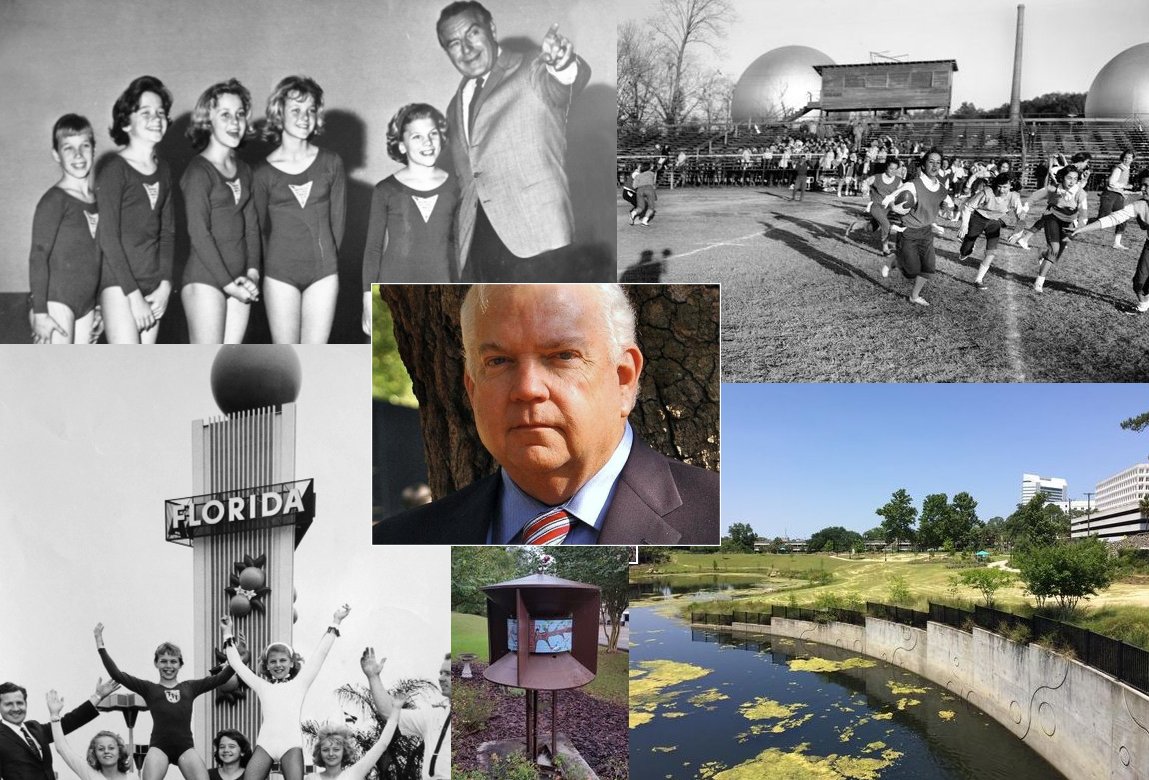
[0,679,117,780]
[437,1,591,282]
[373,284,720,545]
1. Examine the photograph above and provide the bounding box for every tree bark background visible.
[378,284,719,501]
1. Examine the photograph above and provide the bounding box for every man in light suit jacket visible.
[437,2,590,282]
[0,680,116,780]
[373,284,720,546]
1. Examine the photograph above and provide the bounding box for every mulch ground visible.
[616,186,1149,382]
[453,661,628,779]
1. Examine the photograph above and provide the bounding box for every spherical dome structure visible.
[731,46,835,123]
[1085,43,1149,119]
[210,345,302,414]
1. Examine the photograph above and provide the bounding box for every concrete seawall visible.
[716,616,1149,780]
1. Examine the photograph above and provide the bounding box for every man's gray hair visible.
[460,284,637,377]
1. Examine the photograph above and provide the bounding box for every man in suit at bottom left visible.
[0,679,118,780]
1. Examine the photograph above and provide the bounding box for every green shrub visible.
[998,621,1031,645]
[887,574,912,606]
[453,684,496,735]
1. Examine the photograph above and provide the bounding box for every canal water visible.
[630,604,1067,779]
[629,574,778,599]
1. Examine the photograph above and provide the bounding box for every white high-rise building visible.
[1094,463,1149,514]
[1021,473,1068,504]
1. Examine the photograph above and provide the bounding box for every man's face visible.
[0,692,26,725]
[438,9,497,78]
[464,286,642,502]
[439,659,452,697]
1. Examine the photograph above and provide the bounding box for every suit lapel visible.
[3,721,40,759]
[441,473,500,543]
[470,50,519,135]
[598,437,685,545]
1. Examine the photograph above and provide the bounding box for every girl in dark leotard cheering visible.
[96,76,176,344]
[181,80,262,344]
[28,114,101,344]
[94,623,234,780]
[361,103,458,334]
[253,76,345,344]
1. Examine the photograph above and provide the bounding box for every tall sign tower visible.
[163,346,316,755]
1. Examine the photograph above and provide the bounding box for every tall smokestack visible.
[1010,4,1025,121]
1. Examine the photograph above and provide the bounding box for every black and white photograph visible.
[0,0,618,344]
[617,0,1149,381]
[0,345,452,780]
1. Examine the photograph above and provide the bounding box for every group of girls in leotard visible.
[49,606,406,780]
[29,74,458,344]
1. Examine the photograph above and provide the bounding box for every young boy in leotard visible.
[361,103,458,334]
[28,115,101,344]
[253,76,345,344]
[181,79,261,344]
[220,605,349,780]
[97,75,175,344]
[93,623,234,780]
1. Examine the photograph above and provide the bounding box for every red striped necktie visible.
[522,507,571,545]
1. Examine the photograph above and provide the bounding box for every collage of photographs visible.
[1,0,1149,778]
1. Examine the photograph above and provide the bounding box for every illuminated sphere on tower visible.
[731,46,835,124]
[210,345,302,414]
[1084,43,1149,119]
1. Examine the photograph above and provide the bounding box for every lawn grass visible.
[451,611,488,659]
[582,648,629,707]
[617,187,1149,382]
[653,552,1149,649]
[450,612,629,706]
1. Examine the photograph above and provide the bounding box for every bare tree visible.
[617,19,659,129]
[649,0,736,126]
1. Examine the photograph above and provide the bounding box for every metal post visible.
[1009,5,1025,121]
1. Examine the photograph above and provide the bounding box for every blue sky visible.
[722,383,1149,538]
[623,0,1149,111]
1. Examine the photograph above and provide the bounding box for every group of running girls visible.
[843,147,1144,308]
[45,608,408,780]
[29,75,457,345]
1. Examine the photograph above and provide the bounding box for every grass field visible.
[633,551,1149,647]
[617,187,1149,381]
[450,611,629,706]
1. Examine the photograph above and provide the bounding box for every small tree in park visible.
[953,568,1014,608]
[1016,538,1114,615]
[727,522,758,553]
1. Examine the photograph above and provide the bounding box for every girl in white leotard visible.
[45,690,132,780]
[310,697,405,780]
[220,605,349,780]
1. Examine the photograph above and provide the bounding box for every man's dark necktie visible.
[20,726,40,758]
[468,77,485,137]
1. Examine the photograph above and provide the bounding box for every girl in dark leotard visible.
[181,79,262,344]
[97,75,176,344]
[94,623,234,780]
[28,114,101,344]
[208,729,252,780]
[253,76,345,344]
[361,103,458,333]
